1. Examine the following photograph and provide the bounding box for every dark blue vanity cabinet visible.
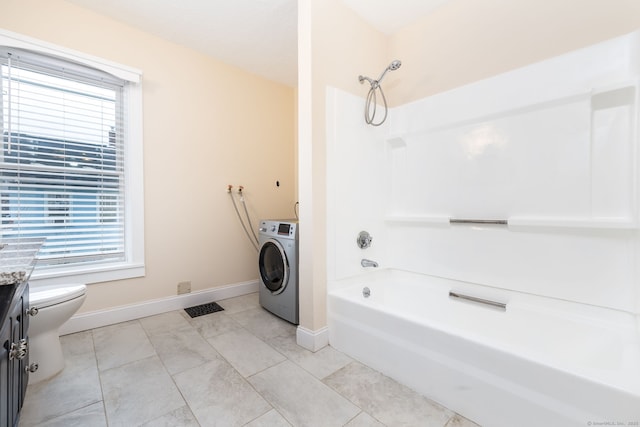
[0,238,43,426]
[0,281,30,427]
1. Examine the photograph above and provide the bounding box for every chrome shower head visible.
[388,60,402,71]
[377,60,402,83]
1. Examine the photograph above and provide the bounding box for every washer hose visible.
[228,190,258,252]
[239,191,259,246]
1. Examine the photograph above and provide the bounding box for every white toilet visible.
[28,284,87,384]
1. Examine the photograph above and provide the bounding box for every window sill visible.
[29,262,145,286]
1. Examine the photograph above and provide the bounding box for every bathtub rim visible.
[328,268,640,397]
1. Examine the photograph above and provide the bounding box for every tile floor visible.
[19,292,481,427]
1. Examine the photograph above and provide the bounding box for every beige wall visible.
[0,0,296,313]
[391,0,640,105]
[298,0,388,331]
[301,0,640,334]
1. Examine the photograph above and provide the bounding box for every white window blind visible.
[1,47,127,267]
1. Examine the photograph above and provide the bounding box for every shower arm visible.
[358,75,375,86]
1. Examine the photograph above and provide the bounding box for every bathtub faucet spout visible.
[361,258,378,268]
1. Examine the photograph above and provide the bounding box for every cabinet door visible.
[9,311,19,427]
[19,286,28,408]
[9,296,24,427]
[21,284,29,344]
[0,319,9,427]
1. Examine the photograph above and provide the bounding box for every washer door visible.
[259,239,289,295]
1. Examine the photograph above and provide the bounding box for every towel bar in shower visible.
[449,291,507,311]
[449,219,508,225]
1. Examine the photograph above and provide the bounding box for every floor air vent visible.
[184,302,224,318]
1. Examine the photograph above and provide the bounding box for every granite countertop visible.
[0,238,45,286]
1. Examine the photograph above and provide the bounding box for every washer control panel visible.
[258,219,298,240]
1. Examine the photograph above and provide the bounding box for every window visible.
[0,30,144,284]
[46,194,71,224]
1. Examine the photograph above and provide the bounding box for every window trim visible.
[0,28,145,285]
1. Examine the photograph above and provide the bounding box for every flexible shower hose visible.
[364,81,389,126]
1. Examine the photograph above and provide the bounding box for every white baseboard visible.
[296,325,329,352]
[59,280,259,335]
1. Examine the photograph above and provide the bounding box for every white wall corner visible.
[59,280,259,335]
[296,325,329,352]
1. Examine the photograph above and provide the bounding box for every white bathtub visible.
[328,270,640,426]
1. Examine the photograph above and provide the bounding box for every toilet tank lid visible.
[30,284,86,307]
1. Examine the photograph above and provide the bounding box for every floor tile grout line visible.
[242,359,296,427]
[318,360,390,426]
[174,308,283,426]
[199,306,300,426]
[263,336,354,382]
[138,317,197,426]
[321,360,459,427]
[36,330,111,426]
[88,329,112,427]
[341,410,365,427]
[140,309,225,426]
[240,406,284,427]
[96,317,192,427]
[165,368,203,427]
[28,399,105,426]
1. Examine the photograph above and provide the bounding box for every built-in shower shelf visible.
[384,215,637,230]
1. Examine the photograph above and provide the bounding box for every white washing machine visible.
[258,219,299,324]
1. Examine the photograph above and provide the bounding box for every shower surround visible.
[326,31,640,426]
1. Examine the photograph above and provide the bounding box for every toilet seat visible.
[30,284,86,309]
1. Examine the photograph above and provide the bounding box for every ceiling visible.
[67,0,449,87]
